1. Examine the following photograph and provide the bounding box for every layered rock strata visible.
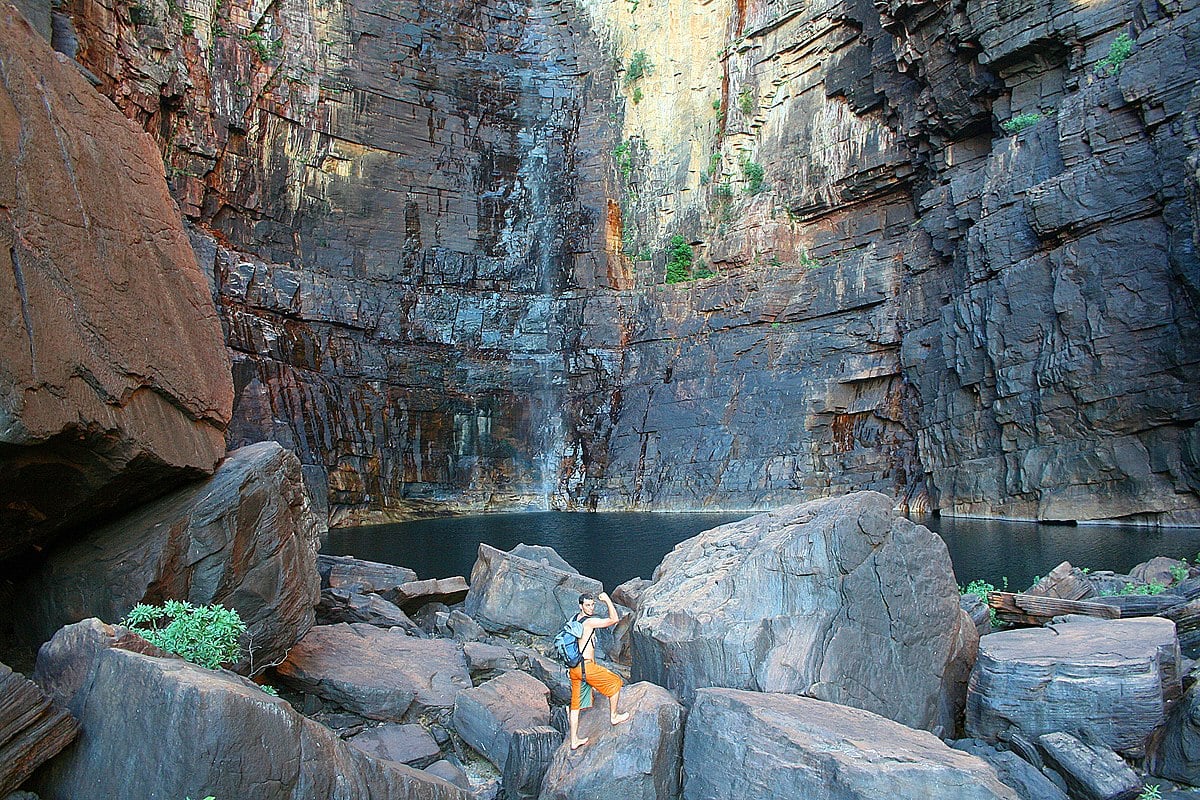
[0,5,233,560]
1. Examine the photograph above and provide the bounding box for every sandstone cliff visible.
[47,0,1200,522]
[0,5,233,560]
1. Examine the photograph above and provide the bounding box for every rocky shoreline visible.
[5,491,1200,799]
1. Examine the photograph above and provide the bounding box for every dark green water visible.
[322,512,1200,592]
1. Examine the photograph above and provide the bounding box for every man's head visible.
[578,593,596,616]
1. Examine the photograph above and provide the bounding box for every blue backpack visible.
[552,616,591,668]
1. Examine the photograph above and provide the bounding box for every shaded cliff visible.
[53,0,1200,522]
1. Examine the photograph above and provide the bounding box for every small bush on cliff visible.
[613,140,633,179]
[665,235,694,283]
[626,50,653,85]
[122,600,246,670]
[1001,112,1043,134]
[1095,32,1134,76]
[740,157,765,194]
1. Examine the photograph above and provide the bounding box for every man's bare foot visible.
[570,737,589,750]
[610,711,631,725]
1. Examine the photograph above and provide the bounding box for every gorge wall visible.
[49,0,1200,523]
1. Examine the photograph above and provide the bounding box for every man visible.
[568,591,630,750]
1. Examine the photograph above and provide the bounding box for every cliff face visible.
[54,0,1200,522]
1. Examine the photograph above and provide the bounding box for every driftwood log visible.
[0,661,79,796]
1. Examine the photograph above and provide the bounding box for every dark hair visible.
[578,593,595,606]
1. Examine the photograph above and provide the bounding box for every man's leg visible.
[569,668,588,749]
[586,662,630,725]
[607,687,630,725]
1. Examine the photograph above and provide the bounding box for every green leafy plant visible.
[260,684,280,696]
[625,50,652,85]
[1138,784,1163,800]
[665,234,694,284]
[613,141,633,179]
[1001,112,1044,134]
[243,31,283,60]
[798,250,822,270]
[740,157,765,194]
[632,86,644,104]
[712,97,722,111]
[738,88,754,116]
[1095,32,1133,76]
[1170,562,1190,583]
[714,181,733,198]
[634,248,653,262]
[181,13,195,33]
[694,260,715,279]
[122,601,246,670]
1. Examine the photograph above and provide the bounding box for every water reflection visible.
[324,511,1200,593]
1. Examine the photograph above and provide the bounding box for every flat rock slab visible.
[633,492,976,732]
[464,642,518,673]
[0,660,79,797]
[1037,732,1141,800]
[539,682,683,800]
[348,723,442,768]
[453,670,550,770]
[276,623,471,721]
[950,739,1069,800]
[1149,681,1200,786]
[390,578,470,613]
[683,688,1020,800]
[967,617,1180,753]
[464,544,602,636]
[32,646,470,800]
[319,554,417,593]
[317,588,422,633]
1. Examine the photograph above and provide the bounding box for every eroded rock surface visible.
[966,617,1181,753]
[683,688,1020,800]
[10,442,322,670]
[452,670,550,771]
[464,544,602,636]
[633,492,976,733]
[0,5,232,559]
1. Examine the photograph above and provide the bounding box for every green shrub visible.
[1170,562,1190,583]
[632,86,644,104]
[712,97,722,111]
[1095,32,1133,76]
[626,50,652,85]
[1001,112,1043,134]
[798,250,821,270]
[122,600,246,669]
[738,88,754,116]
[613,141,633,179]
[243,31,283,60]
[260,684,280,696]
[181,13,195,33]
[665,234,693,283]
[1138,784,1163,800]
[741,158,765,193]
[694,260,715,279]
[634,248,653,262]
[714,182,733,198]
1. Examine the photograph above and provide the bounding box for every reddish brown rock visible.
[10,442,322,671]
[0,5,232,561]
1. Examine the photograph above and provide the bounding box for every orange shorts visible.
[569,660,623,710]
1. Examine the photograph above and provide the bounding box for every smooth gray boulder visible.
[1036,732,1142,800]
[348,723,442,768]
[1149,681,1200,786]
[682,688,1019,800]
[11,442,322,672]
[319,554,417,593]
[464,642,518,673]
[317,587,423,633]
[32,646,470,799]
[388,577,469,613]
[633,492,976,733]
[453,670,550,771]
[275,623,471,721]
[538,682,683,800]
[464,544,602,635]
[967,617,1180,753]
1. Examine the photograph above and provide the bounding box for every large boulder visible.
[10,442,322,670]
[464,544,602,636]
[632,492,976,732]
[0,6,233,561]
[453,670,550,771]
[683,688,1020,800]
[950,739,1070,800]
[32,645,471,799]
[275,623,471,721]
[319,554,417,593]
[538,682,684,800]
[1036,732,1142,800]
[1149,681,1200,786]
[966,617,1180,754]
[348,723,443,769]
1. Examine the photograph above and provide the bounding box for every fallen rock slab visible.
[633,492,976,732]
[1148,681,1200,786]
[348,723,442,768]
[1037,732,1141,800]
[32,646,470,799]
[464,544,601,636]
[13,442,322,670]
[319,554,417,593]
[317,588,422,633]
[464,642,518,674]
[276,623,471,721]
[453,670,550,771]
[949,739,1070,800]
[389,577,469,614]
[0,661,79,797]
[539,682,683,800]
[682,688,1019,800]
[966,617,1180,753]
[504,726,562,800]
